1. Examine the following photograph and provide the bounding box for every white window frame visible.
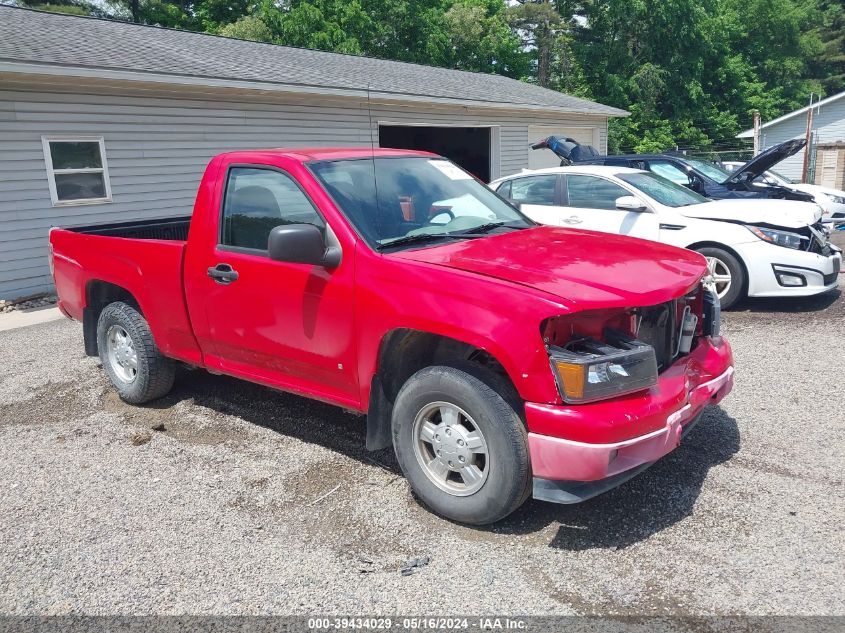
[41,136,112,207]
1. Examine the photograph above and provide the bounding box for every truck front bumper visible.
[525,337,734,504]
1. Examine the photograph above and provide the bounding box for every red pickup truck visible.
[49,148,734,525]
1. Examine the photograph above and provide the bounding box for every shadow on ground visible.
[734,287,841,313]
[137,368,740,550]
[491,406,740,550]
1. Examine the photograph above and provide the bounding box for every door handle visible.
[207,263,239,284]
[562,216,583,225]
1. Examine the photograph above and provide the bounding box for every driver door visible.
[196,165,359,403]
[562,174,659,240]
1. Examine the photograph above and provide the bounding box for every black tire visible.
[392,362,531,525]
[694,246,745,310]
[96,301,176,404]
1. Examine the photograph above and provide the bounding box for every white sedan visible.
[721,161,845,224]
[490,166,841,309]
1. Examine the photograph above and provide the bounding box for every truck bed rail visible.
[60,216,191,241]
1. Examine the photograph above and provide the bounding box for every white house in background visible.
[737,91,845,186]
[0,6,627,301]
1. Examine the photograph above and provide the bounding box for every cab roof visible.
[218,147,439,163]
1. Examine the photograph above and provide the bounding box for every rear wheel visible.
[392,363,531,525]
[97,301,176,404]
[695,246,745,309]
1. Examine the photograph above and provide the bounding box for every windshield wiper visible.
[376,233,465,251]
[456,221,530,235]
[377,222,527,251]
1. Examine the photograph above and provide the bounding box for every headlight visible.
[746,225,807,250]
[828,194,845,205]
[550,332,658,404]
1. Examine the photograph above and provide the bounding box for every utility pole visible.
[752,110,761,156]
[801,95,815,183]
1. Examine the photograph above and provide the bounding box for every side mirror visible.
[615,196,648,213]
[506,198,523,210]
[267,224,341,268]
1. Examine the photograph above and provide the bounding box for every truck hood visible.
[392,226,706,309]
[678,198,822,227]
[723,139,806,185]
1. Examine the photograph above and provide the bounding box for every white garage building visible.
[0,5,627,300]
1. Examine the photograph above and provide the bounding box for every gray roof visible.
[0,6,627,116]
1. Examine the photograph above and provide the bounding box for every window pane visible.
[510,176,557,205]
[54,172,106,201]
[222,167,324,250]
[648,160,689,185]
[566,175,629,210]
[50,141,103,170]
[495,181,511,197]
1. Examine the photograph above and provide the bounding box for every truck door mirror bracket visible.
[268,224,342,268]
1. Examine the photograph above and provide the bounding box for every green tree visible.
[218,14,273,42]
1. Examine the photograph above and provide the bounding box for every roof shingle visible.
[0,6,627,117]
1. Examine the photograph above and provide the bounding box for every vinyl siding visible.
[758,100,845,182]
[0,81,608,299]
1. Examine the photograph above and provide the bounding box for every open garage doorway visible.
[378,124,495,182]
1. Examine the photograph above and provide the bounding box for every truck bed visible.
[61,216,191,241]
[50,217,201,365]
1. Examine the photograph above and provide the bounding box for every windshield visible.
[617,172,709,207]
[309,157,533,249]
[683,158,732,182]
[763,169,791,185]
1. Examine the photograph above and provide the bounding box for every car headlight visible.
[746,225,807,250]
[550,332,658,404]
[828,194,845,205]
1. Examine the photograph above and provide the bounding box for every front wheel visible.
[695,246,745,310]
[392,363,531,525]
[97,301,176,404]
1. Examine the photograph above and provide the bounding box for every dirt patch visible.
[0,380,84,427]
[101,390,248,447]
[724,454,842,486]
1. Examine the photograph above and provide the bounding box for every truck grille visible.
[635,301,677,372]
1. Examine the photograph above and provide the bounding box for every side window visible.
[495,181,512,198]
[221,167,324,250]
[648,160,689,185]
[509,175,557,205]
[565,175,630,210]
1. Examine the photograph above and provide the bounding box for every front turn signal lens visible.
[553,360,586,401]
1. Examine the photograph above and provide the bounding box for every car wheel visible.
[97,301,176,404]
[695,247,745,310]
[391,362,531,525]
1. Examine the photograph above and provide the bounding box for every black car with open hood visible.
[538,139,816,203]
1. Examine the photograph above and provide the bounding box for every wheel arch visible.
[364,328,523,452]
[82,280,142,356]
[685,240,749,294]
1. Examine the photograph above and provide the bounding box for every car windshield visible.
[309,157,533,250]
[617,171,709,207]
[683,158,732,182]
[763,169,791,185]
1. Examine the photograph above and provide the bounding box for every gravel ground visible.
[0,282,843,616]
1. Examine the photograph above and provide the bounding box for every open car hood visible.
[723,139,806,185]
[392,226,706,309]
[678,198,822,227]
